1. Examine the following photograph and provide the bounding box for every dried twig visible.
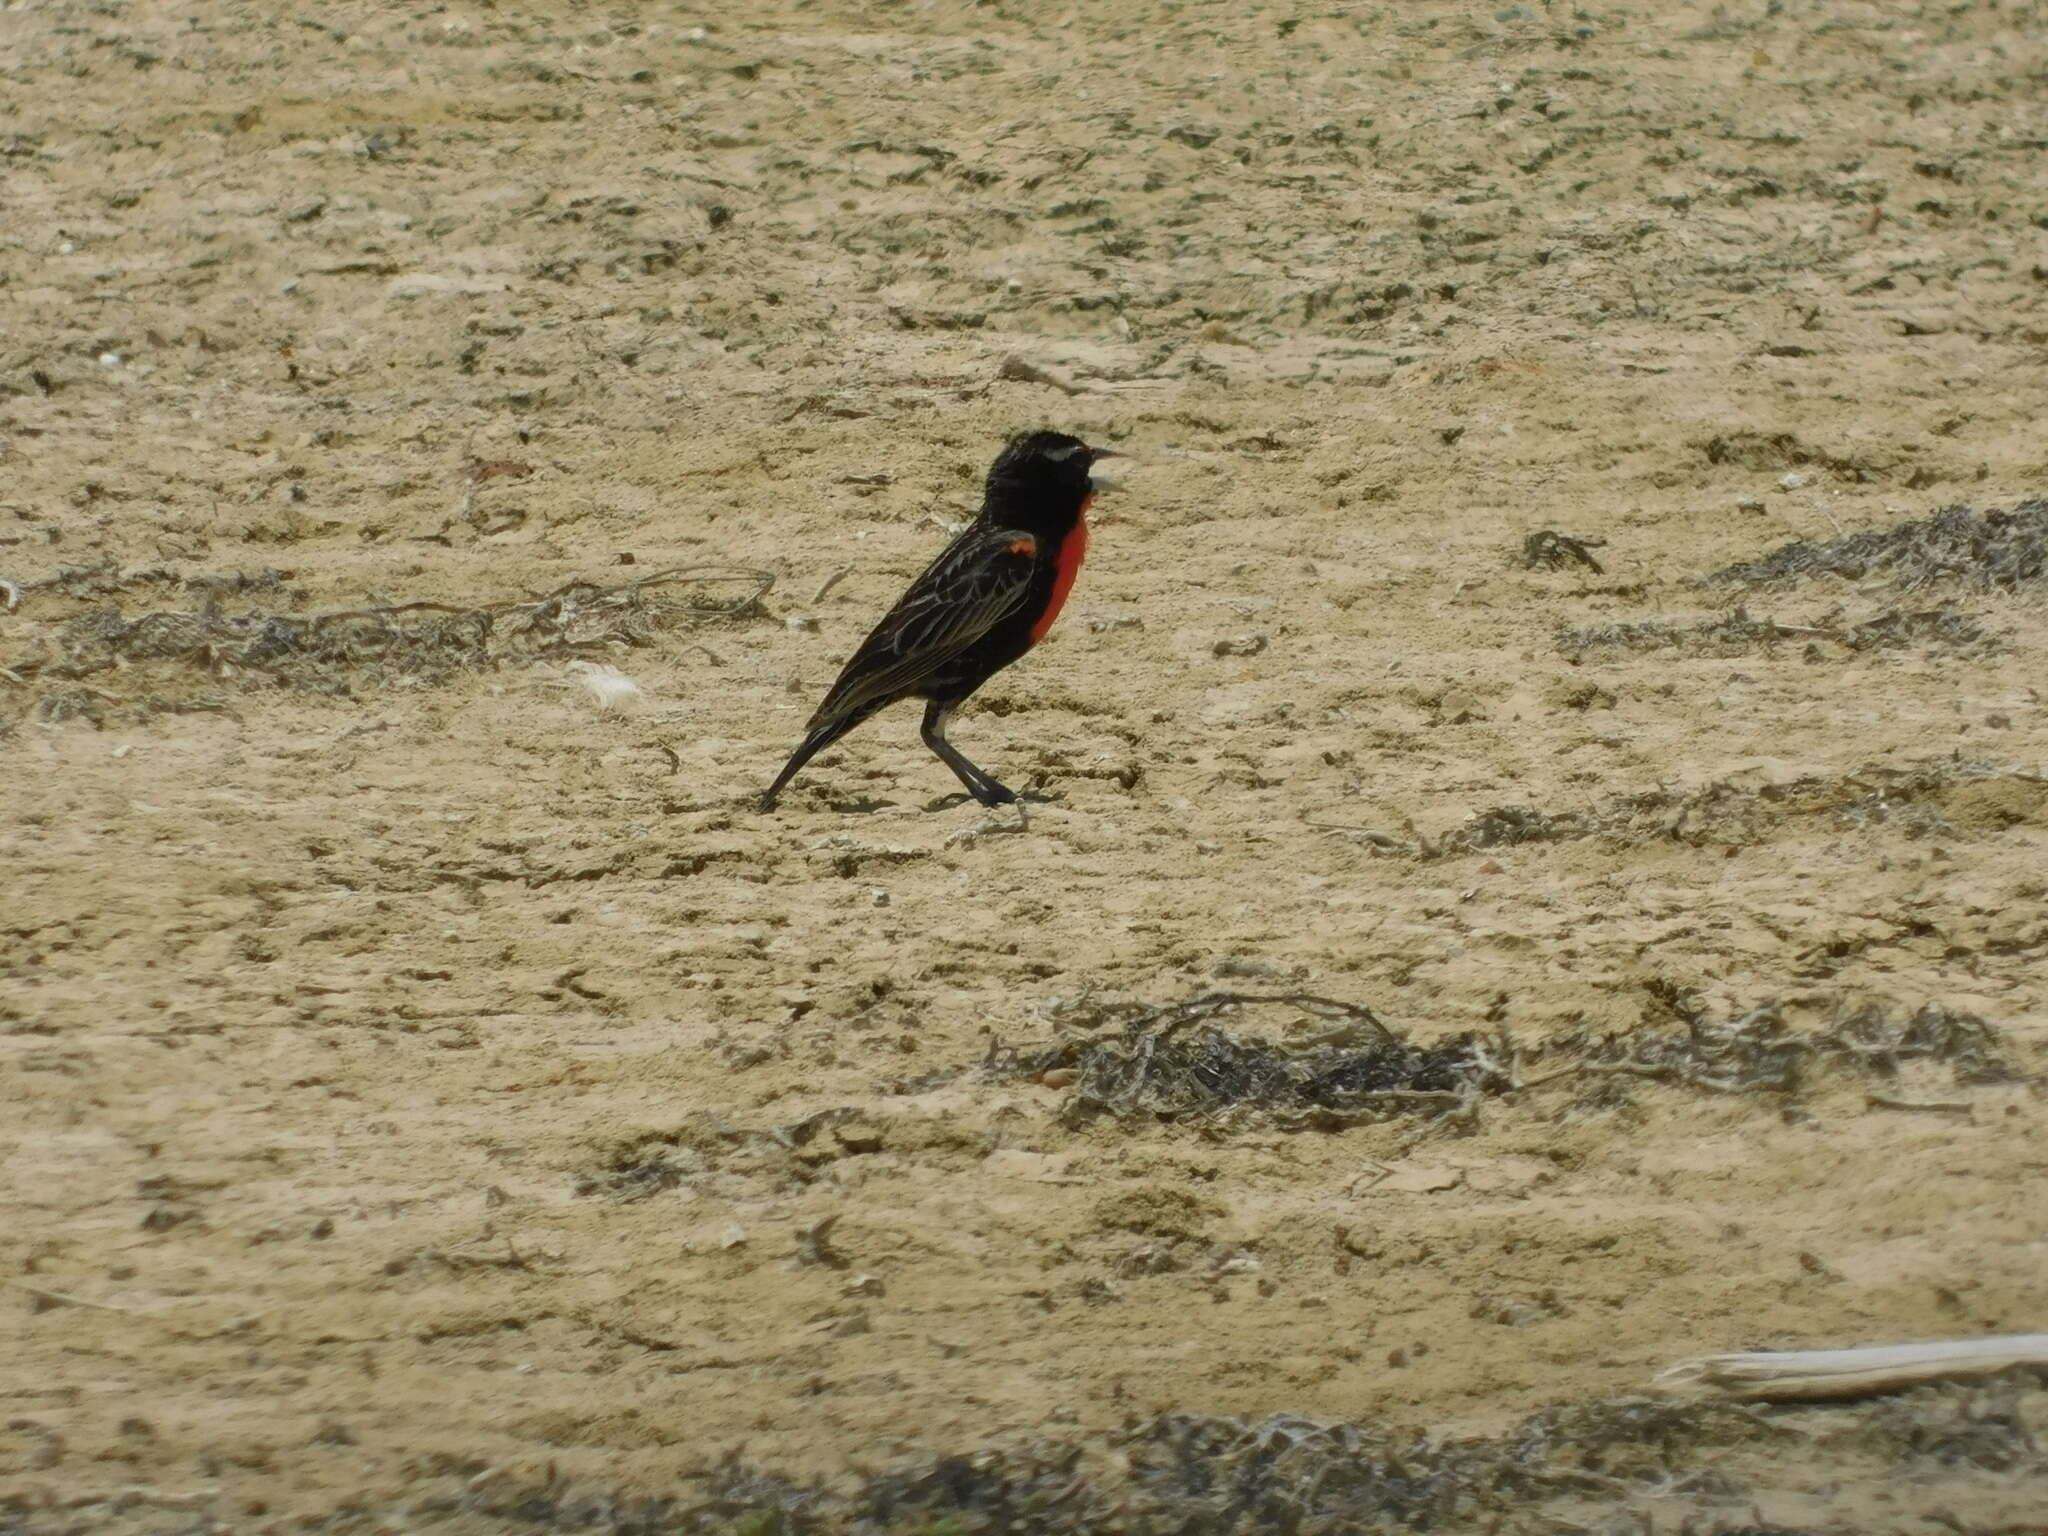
[1865,1093,1973,1115]
[998,354,1092,396]
[7,1279,140,1314]
[1659,1334,2048,1401]
[812,564,854,603]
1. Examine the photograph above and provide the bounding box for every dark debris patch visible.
[1841,1384,2046,1472]
[418,1402,1784,1535]
[1819,1000,2017,1086]
[1841,605,1988,651]
[1517,529,1607,573]
[1557,603,1988,660]
[988,986,2020,1132]
[574,1147,691,1203]
[567,1107,906,1208]
[854,1400,1781,1533]
[1533,985,2018,1097]
[401,1451,704,1536]
[1418,755,2012,858]
[393,1388,2048,1535]
[1423,801,1595,854]
[992,984,2021,1136]
[2,564,774,723]
[986,991,1513,1131]
[1711,499,2048,592]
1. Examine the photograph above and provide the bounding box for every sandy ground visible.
[4,0,2048,1529]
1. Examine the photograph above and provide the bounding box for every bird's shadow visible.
[823,794,901,815]
[754,788,1063,817]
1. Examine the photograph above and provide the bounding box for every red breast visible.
[1027,493,1091,645]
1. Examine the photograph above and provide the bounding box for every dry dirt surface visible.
[4,0,2048,1531]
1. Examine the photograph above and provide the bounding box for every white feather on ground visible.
[563,662,645,712]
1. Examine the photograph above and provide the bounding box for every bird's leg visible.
[920,701,1017,806]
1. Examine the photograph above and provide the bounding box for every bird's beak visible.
[1086,447,1125,493]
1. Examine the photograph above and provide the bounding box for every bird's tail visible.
[760,710,862,810]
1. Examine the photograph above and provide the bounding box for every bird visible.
[762,429,1118,811]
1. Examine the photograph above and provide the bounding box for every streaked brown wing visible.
[807,523,1039,727]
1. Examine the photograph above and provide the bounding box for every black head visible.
[983,430,1111,528]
